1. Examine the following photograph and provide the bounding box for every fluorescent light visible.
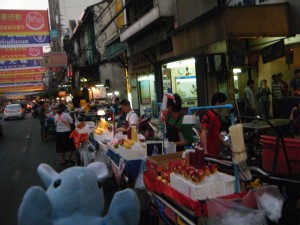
[233,68,241,73]
[166,62,181,69]
[166,58,195,69]
[95,84,104,87]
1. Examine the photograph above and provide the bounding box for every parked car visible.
[0,116,3,136]
[4,104,25,120]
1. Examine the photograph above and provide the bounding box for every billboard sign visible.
[0,10,50,36]
[0,35,50,48]
[0,74,43,83]
[42,52,68,67]
[0,67,46,76]
[0,47,43,61]
[0,59,41,70]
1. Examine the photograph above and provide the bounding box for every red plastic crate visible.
[260,135,300,176]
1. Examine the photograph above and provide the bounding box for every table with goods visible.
[69,104,286,225]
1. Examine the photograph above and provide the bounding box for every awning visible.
[172,3,289,56]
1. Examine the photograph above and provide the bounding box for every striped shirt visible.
[272,82,282,99]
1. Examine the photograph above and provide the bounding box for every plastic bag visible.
[255,185,283,222]
[134,161,146,190]
[205,197,267,225]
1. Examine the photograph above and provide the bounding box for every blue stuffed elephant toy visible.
[18,162,140,225]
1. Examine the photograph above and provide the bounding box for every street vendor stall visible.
[142,104,287,224]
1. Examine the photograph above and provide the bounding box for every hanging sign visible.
[0,35,50,48]
[0,84,44,93]
[0,10,50,36]
[0,47,43,61]
[0,59,41,70]
[0,74,43,83]
[0,82,44,87]
[261,40,285,64]
[42,52,68,67]
[0,67,46,76]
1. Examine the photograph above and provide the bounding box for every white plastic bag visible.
[255,185,283,222]
[205,197,267,225]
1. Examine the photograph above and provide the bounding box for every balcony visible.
[120,0,174,42]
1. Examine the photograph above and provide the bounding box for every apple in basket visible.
[161,169,170,182]
[204,166,211,176]
[209,163,218,174]
[198,169,205,182]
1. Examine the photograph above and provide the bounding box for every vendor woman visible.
[166,93,193,151]
[200,92,230,155]
[118,99,138,133]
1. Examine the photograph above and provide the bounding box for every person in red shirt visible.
[200,92,229,155]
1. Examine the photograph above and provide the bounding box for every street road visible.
[0,113,149,225]
[0,113,65,225]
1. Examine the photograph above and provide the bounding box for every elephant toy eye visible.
[97,181,102,189]
[53,179,61,188]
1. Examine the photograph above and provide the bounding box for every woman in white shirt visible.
[54,103,75,165]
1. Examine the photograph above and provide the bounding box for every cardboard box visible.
[146,152,183,176]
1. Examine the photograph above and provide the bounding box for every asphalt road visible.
[0,113,150,225]
[0,113,68,225]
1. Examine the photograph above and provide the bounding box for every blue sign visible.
[0,35,50,48]
[50,30,59,38]
[0,59,41,70]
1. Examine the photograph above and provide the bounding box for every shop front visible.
[161,58,198,108]
[128,54,156,116]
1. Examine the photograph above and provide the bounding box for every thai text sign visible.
[0,10,49,36]
[0,84,44,93]
[0,74,43,83]
[0,47,43,60]
[43,52,67,67]
[0,67,46,76]
[0,59,41,70]
[0,35,50,48]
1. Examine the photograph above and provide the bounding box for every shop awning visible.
[172,3,289,56]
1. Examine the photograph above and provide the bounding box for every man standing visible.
[290,69,300,96]
[244,79,256,116]
[119,99,138,133]
[257,79,271,119]
[272,74,282,118]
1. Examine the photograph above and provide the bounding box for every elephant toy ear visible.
[86,162,109,181]
[38,164,58,188]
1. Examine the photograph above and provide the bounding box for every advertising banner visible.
[0,47,43,61]
[0,35,50,48]
[0,84,44,92]
[0,82,43,87]
[0,67,46,76]
[0,74,43,83]
[0,10,49,36]
[0,59,41,70]
[43,52,68,67]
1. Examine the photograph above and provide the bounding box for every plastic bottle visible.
[131,125,137,142]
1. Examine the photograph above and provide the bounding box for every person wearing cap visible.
[200,92,230,155]
[165,93,193,152]
[118,99,138,133]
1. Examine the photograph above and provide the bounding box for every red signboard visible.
[43,52,67,67]
[0,85,44,93]
[0,10,50,36]
[0,47,43,60]
[0,67,46,76]
[0,74,42,83]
